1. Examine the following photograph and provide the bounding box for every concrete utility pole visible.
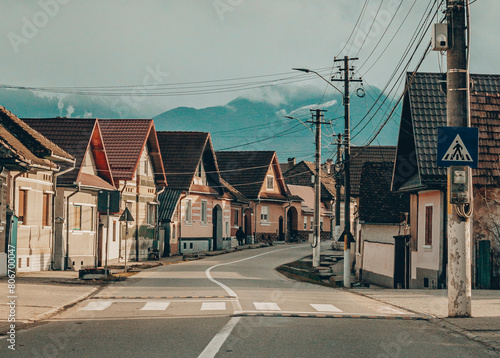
[335,134,342,242]
[333,56,361,288]
[308,109,328,267]
[446,0,472,317]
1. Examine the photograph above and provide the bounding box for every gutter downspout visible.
[254,196,260,243]
[52,163,76,269]
[65,182,81,270]
[178,192,187,255]
[155,185,166,256]
[119,181,128,259]
[283,200,292,241]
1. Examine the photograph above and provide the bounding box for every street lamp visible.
[292,68,344,98]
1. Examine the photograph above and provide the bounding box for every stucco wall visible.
[362,241,394,287]
[414,190,444,274]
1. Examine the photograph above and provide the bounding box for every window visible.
[113,221,117,241]
[144,159,149,175]
[266,176,274,190]
[320,217,324,231]
[172,224,176,239]
[261,206,269,222]
[233,209,239,226]
[303,217,307,230]
[225,221,229,237]
[185,200,192,223]
[425,206,433,246]
[18,189,27,223]
[73,205,82,230]
[196,162,202,178]
[147,204,155,226]
[42,193,50,226]
[310,217,313,230]
[201,200,207,223]
[90,207,95,231]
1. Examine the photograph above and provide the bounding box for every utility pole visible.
[333,56,361,288]
[334,134,342,242]
[446,0,471,317]
[307,109,329,267]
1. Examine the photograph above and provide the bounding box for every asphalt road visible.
[2,243,496,357]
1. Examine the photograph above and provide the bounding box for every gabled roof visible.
[359,162,409,224]
[2,107,74,165]
[350,146,396,197]
[283,160,336,200]
[0,122,56,171]
[23,118,114,186]
[220,178,249,203]
[216,151,287,200]
[392,72,500,191]
[98,119,166,186]
[157,131,221,191]
[288,184,330,216]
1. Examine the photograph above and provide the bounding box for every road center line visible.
[197,317,241,358]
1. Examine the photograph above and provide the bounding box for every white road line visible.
[204,245,301,312]
[140,302,170,311]
[80,301,112,311]
[254,302,281,311]
[201,302,227,311]
[310,304,343,313]
[197,317,241,358]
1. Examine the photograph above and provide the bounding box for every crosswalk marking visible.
[201,302,226,311]
[140,302,170,311]
[310,304,342,313]
[253,302,281,311]
[81,301,112,311]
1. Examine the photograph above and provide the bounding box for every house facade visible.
[356,162,410,288]
[157,132,230,255]
[216,151,295,243]
[392,72,500,289]
[99,119,166,262]
[0,107,75,274]
[24,118,116,271]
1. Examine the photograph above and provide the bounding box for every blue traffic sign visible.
[437,127,479,168]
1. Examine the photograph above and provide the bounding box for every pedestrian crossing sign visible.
[437,127,479,168]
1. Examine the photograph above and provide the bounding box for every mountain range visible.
[0,85,401,162]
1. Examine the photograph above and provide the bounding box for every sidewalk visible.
[351,287,500,352]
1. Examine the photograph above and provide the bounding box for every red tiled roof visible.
[0,124,56,170]
[98,119,166,185]
[157,131,220,191]
[22,118,113,186]
[2,107,74,163]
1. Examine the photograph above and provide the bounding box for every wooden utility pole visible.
[333,56,361,288]
[308,109,328,267]
[446,0,472,317]
[335,134,342,241]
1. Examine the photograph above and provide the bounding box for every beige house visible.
[0,107,75,274]
[99,119,166,262]
[24,118,116,271]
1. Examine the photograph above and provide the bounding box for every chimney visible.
[287,157,296,167]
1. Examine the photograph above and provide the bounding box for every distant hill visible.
[154,86,401,161]
[0,85,401,162]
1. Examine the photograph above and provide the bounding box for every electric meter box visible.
[450,166,470,204]
[432,23,449,51]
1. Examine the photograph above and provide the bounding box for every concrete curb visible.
[350,290,500,353]
[232,312,426,320]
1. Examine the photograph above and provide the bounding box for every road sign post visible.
[119,207,135,273]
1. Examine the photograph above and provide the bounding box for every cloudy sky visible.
[1,0,498,115]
